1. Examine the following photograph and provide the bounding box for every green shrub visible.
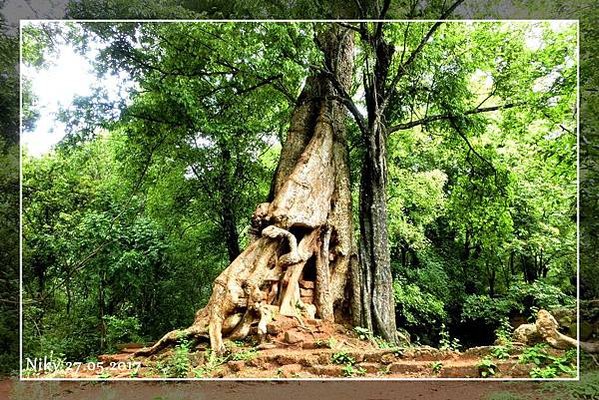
[156,339,191,378]
[431,361,443,374]
[519,344,576,378]
[478,356,498,378]
[507,281,576,313]
[530,366,559,378]
[393,280,447,330]
[332,351,355,365]
[342,364,366,377]
[104,315,142,352]
[495,316,514,345]
[491,345,510,360]
[461,294,513,325]
[353,326,372,341]
[462,282,575,327]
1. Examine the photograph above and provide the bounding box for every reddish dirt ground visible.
[24,317,567,380]
[25,317,552,380]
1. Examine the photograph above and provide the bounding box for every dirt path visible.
[2,378,548,400]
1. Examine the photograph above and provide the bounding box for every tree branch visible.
[352,0,365,18]
[448,118,499,183]
[381,0,466,112]
[319,70,367,135]
[373,0,392,40]
[388,102,524,134]
[336,22,361,33]
[316,44,368,135]
[379,0,392,19]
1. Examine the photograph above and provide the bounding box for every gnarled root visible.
[133,325,206,357]
[514,309,599,353]
[535,309,578,350]
[134,227,321,358]
[261,225,301,265]
[256,303,279,342]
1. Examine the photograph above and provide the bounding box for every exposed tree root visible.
[514,309,599,354]
[135,206,331,357]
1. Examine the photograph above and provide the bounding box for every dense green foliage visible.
[0,15,19,373]
[578,0,599,303]
[20,19,578,361]
[369,21,577,345]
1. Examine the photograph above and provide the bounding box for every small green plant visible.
[21,368,37,378]
[373,336,394,349]
[154,360,167,377]
[530,366,558,378]
[350,327,393,349]
[331,349,366,377]
[378,365,392,375]
[491,345,510,360]
[494,317,514,346]
[548,351,577,377]
[438,324,461,351]
[520,343,550,365]
[169,340,192,377]
[192,348,228,378]
[332,350,355,365]
[478,356,498,378]
[230,347,257,361]
[154,338,192,378]
[519,344,576,378]
[353,326,372,341]
[342,364,366,377]
[431,361,443,374]
[98,371,111,379]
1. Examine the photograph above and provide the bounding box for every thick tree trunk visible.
[221,203,240,262]
[136,26,355,356]
[219,147,241,262]
[352,34,398,343]
[355,123,397,343]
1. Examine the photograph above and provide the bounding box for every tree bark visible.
[218,146,241,262]
[352,30,398,343]
[356,124,397,342]
[136,25,355,356]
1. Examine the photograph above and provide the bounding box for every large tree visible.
[135,24,357,355]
